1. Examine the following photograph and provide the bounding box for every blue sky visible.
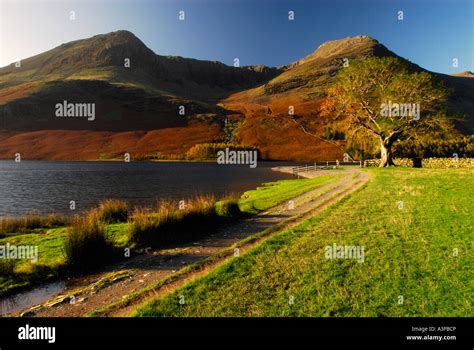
[1,0,472,74]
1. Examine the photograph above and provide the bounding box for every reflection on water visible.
[0,281,66,316]
[0,161,296,217]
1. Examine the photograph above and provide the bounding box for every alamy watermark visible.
[18,324,55,344]
[0,243,38,263]
[217,148,258,168]
[380,101,420,120]
[55,100,95,121]
[325,243,365,263]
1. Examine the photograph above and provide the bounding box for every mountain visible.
[0,32,472,160]
[223,36,474,160]
[451,71,474,78]
[0,30,279,98]
[0,30,279,130]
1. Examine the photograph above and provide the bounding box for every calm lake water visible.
[0,161,297,217]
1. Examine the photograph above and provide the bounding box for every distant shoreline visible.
[0,158,306,165]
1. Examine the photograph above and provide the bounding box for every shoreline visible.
[0,167,299,221]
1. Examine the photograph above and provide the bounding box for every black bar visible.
[0,317,471,347]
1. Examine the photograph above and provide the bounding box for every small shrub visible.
[97,199,128,223]
[134,153,186,161]
[64,210,114,269]
[186,143,259,160]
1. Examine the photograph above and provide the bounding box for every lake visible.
[0,161,297,217]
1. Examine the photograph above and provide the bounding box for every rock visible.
[45,296,68,308]
[111,275,129,283]
[20,310,35,317]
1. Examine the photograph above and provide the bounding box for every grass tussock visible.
[128,195,240,247]
[215,195,241,217]
[64,210,115,269]
[97,199,128,223]
[0,213,69,236]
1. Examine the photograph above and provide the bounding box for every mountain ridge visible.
[0,30,281,99]
[0,31,472,161]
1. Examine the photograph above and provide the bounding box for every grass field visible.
[135,168,473,317]
[0,174,340,297]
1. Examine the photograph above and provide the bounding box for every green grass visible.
[135,168,473,317]
[0,226,67,295]
[0,224,129,271]
[238,174,342,213]
[0,228,67,268]
[0,224,129,296]
[106,223,129,247]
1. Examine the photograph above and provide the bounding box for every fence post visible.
[336,159,339,168]
[360,160,362,168]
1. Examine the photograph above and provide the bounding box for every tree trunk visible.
[412,157,423,168]
[379,141,395,167]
